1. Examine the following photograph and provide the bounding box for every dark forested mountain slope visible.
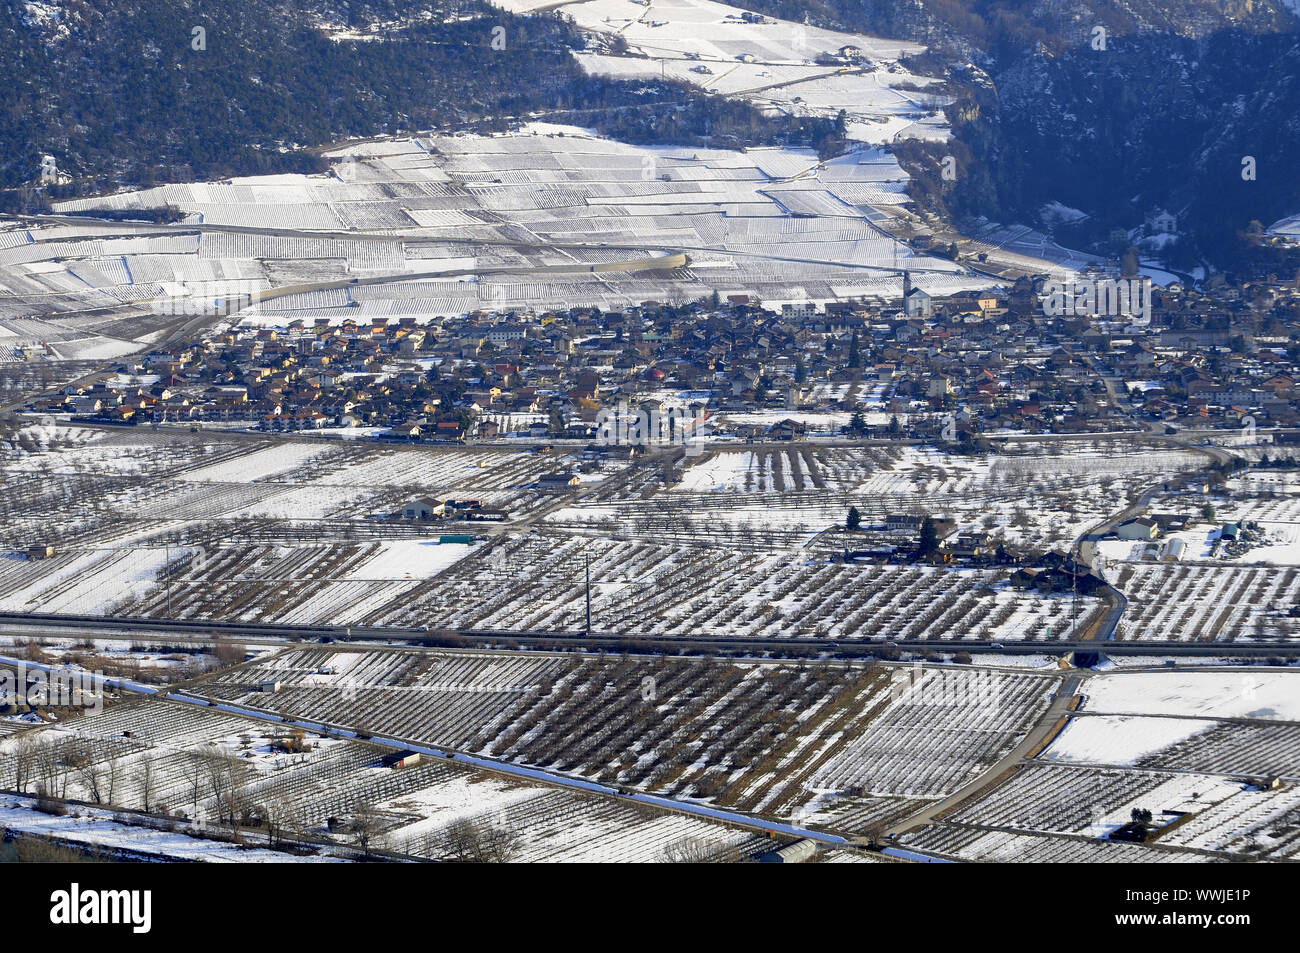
[731,0,1300,269]
[0,0,837,208]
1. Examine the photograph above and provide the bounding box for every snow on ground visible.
[311,426,390,438]
[341,540,477,580]
[717,411,852,431]
[24,0,1049,331]
[1137,261,1182,287]
[491,0,939,144]
[1042,714,1217,766]
[0,547,171,614]
[1107,656,1279,669]
[45,337,142,361]
[1158,781,1300,855]
[1102,470,1300,566]
[45,126,985,323]
[177,443,333,483]
[1081,671,1300,721]
[962,654,1063,670]
[1268,210,1300,240]
[673,450,766,491]
[1095,526,1215,564]
[965,219,1101,277]
[1039,201,1089,227]
[1244,522,1300,564]
[375,773,540,840]
[4,421,98,449]
[1077,774,1243,840]
[222,484,377,520]
[0,797,343,862]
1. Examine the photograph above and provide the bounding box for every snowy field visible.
[0,547,171,614]
[492,0,939,145]
[340,540,476,580]
[646,441,1203,552]
[0,427,559,621]
[1112,562,1300,642]
[192,647,1061,829]
[177,443,334,483]
[1043,714,1219,767]
[34,127,982,322]
[1079,671,1300,722]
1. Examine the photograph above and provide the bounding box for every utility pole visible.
[1071,540,1079,637]
[584,553,592,638]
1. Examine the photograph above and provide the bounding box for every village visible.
[23,268,1300,449]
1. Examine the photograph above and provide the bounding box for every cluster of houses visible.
[21,268,1300,443]
[842,513,1000,565]
[841,513,1114,594]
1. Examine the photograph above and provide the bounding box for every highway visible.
[4,611,1299,658]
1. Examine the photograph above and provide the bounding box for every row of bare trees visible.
[5,729,528,861]
[5,730,318,850]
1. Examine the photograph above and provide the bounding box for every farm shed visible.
[757,839,819,863]
[381,750,421,770]
[539,472,580,490]
[1009,567,1042,587]
[462,508,509,522]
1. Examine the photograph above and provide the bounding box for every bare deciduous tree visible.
[445,818,519,863]
[348,802,386,859]
[212,637,246,669]
[179,752,205,812]
[11,732,39,794]
[104,754,120,806]
[660,836,719,863]
[136,755,156,812]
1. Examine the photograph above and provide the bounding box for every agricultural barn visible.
[757,839,819,863]
[403,498,444,520]
[1115,517,1158,540]
[539,472,581,490]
